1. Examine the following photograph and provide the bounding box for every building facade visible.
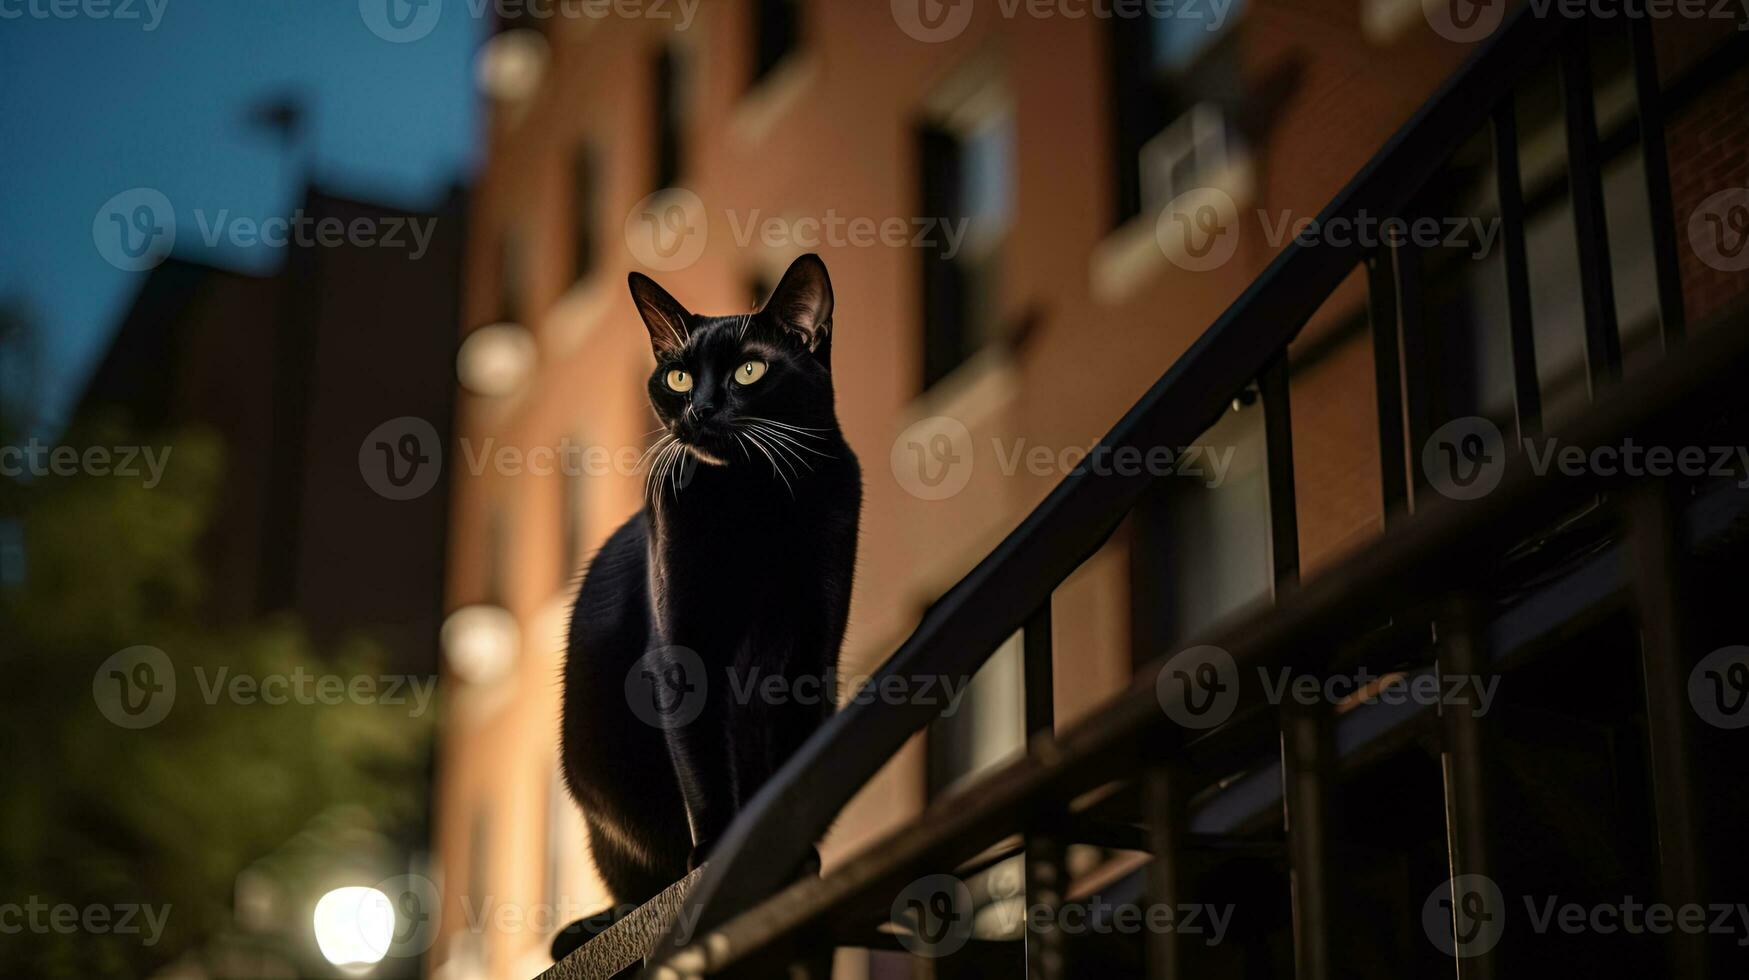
[430,2,1748,977]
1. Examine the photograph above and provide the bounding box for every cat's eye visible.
[734,360,768,385]
[665,369,693,393]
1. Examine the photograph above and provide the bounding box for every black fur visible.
[560,255,861,912]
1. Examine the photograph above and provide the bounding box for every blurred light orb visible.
[457,323,536,397]
[313,886,393,970]
[442,604,520,685]
[476,29,549,102]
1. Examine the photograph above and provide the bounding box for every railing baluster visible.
[1560,26,1624,390]
[1368,250,1410,526]
[1491,101,1543,441]
[1625,484,1708,979]
[1025,602,1055,738]
[1282,705,1334,980]
[1629,15,1687,349]
[1393,238,1434,513]
[1145,766,1186,980]
[1436,597,1500,980]
[1022,601,1064,980]
[1261,354,1301,593]
[1024,833,1066,980]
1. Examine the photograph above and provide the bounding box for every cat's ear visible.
[628,272,692,355]
[761,254,834,357]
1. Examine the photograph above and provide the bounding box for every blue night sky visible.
[0,1,483,427]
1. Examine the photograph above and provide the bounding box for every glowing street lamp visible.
[312,886,394,972]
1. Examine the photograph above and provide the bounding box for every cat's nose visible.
[689,399,720,422]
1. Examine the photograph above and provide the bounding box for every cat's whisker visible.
[635,433,676,471]
[738,416,830,437]
[741,428,795,498]
[746,422,830,459]
[744,425,818,473]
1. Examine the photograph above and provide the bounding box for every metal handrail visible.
[649,0,1577,966]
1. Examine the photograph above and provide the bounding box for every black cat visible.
[558,255,861,933]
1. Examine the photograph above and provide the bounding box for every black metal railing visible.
[544,4,1747,978]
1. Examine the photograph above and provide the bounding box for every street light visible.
[312,886,394,972]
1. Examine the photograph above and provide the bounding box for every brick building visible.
[429,2,1747,977]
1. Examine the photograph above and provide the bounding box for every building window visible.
[652,44,688,191]
[750,0,801,87]
[1108,2,1247,227]
[1131,396,1273,658]
[917,75,1014,391]
[572,144,598,283]
[927,630,1024,798]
